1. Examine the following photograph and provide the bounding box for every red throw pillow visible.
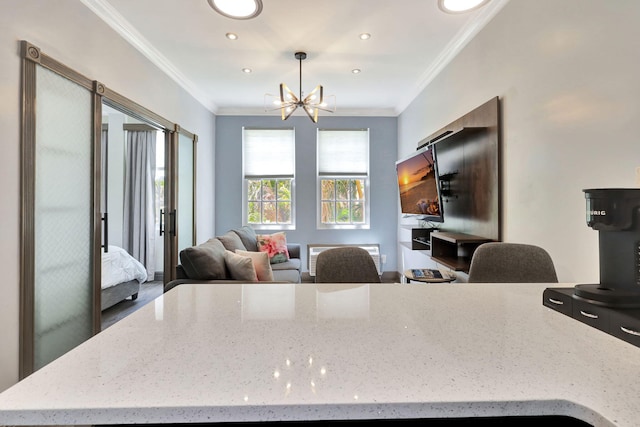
[257,232,290,264]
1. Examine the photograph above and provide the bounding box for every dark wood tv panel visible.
[401,97,501,270]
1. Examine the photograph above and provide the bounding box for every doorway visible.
[100,104,166,328]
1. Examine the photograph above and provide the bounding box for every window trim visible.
[316,129,370,230]
[242,127,296,230]
[243,176,296,231]
[317,175,370,230]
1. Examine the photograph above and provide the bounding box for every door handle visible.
[159,208,164,236]
[101,212,109,252]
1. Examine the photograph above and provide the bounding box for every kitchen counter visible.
[0,283,638,426]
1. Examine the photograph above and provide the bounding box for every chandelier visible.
[265,52,335,123]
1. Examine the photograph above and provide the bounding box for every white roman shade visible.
[317,129,369,176]
[243,128,295,177]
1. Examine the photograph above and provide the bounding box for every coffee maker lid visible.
[583,188,640,231]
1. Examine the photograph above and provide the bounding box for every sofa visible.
[165,226,301,292]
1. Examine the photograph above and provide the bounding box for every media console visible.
[399,226,434,250]
[430,231,493,273]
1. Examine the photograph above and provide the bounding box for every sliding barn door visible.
[20,42,101,376]
[20,41,199,377]
[164,129,197,282]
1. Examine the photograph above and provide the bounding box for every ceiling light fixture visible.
[242,68,252,74]
[352,69,362,74]
[438,0,489,13]
[359,33,371,40]
[207,0,263,20]
[225,32,238,40]
[264,52,336,123]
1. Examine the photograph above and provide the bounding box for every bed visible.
[101,245,148,311]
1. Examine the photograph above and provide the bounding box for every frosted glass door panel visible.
[34,67,93,370]
[177,133,194,253]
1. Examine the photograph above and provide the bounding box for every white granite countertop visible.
[0,283,639,426]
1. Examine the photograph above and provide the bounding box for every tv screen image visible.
[395,144,443,221]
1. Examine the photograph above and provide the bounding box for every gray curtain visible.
[123,130,156,279]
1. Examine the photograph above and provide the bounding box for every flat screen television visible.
[395,144,444,222]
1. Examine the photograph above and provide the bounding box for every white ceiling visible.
[81,0,509,117]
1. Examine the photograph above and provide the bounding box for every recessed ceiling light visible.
[242,68,252,74]
[207,0,263,20]
[352,69,362,74]
[438,0,490,13]
[359,33,371,40]
[225,32,238,40]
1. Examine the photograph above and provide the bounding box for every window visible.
[317,129,370,229]
[243,128,295,229]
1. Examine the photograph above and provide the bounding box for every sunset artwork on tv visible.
[395,145,443,220]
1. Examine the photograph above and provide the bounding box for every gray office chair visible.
[467,242,559,283]
[315,247,382,283]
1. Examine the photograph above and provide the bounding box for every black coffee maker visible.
[573,188,640,307]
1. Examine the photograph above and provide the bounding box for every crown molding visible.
[216,106,398,117]
[80,0,218,114]
[394,0,511,115]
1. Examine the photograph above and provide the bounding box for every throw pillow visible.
[179,238,228,280]
[217,230,247,252]
[232,226,258,252]
[224,250,258,281]
[236,250,274,281]
[257,232,290,264]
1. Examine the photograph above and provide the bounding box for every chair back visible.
[315,247,381,283]
[467,242,558,283]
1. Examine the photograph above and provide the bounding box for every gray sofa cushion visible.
[179,238,228,280]
[232,226,258,252]
[272,269,301,283]
[270,258,301,272]
[217,230,247,252]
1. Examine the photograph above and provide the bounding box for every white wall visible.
[398,0,640,283]
[0,1,215,391]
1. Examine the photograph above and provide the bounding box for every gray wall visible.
[398,0,640,283]
[215,115,398,272]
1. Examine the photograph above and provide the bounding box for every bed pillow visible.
[257,232,290,264]
[232,226,258,252]
[224,250,258,281]
[217,230,247,252]
[179,238,228,280]
[236,250,274,281]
